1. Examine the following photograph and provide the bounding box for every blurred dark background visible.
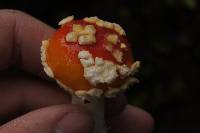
[0,0,199,132]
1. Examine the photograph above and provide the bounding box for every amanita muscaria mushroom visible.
[41,16,140,133]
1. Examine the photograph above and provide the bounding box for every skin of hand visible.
[0,9,154,133]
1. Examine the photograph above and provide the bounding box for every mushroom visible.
[41,16,140,133]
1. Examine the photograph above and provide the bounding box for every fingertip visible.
[110,105,154,133]
[127,105,154,133]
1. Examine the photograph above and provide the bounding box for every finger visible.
[0,104,94,133]
[0,74,127,126]
[0,9,55,76]
[109,105,154,133]
[0,76,70,121]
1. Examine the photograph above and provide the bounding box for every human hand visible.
[0,9,154,133]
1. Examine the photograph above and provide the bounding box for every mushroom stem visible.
[72,95,106,133]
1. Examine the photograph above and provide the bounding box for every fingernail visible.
[55,111,94,133]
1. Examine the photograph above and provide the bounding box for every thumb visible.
[0,104,94,133]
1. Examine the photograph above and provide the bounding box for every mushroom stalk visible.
[72,95,106,133]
